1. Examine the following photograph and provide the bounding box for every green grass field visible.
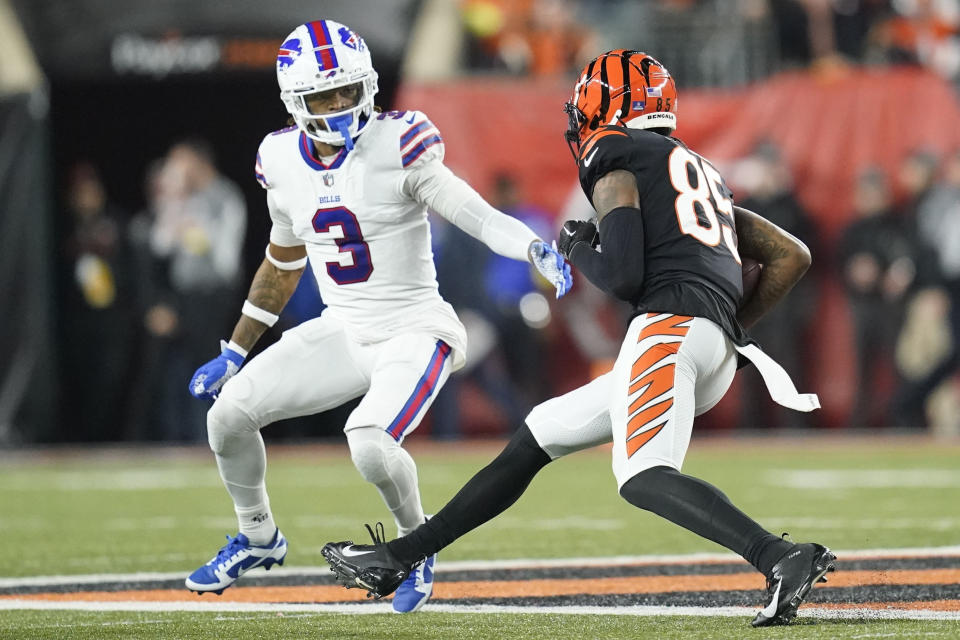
[1,434,958,638]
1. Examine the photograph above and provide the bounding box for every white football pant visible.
[206,314,455,538]
[528,313,737,488]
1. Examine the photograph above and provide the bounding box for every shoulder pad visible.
[578,126,631,167]
[256,126,298,190]
[373,109,445,169]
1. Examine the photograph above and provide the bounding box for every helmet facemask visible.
[282,74,378,150]
[563,101,587,160]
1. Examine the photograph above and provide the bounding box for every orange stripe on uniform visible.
[628,358,676,402]
[637,314,693,341]
[628,397,673,430]
[578,127,628,163]
[626,424,666,457]
[624,362,675,458]
[629,342,680,385]
[623,315,692,457]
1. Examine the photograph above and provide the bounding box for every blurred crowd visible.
[61,141,246,443]
[457,0,960,87]
[729,142,960,433]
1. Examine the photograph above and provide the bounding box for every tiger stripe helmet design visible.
[564,50,678,157]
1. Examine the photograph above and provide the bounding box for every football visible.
[740,257,763,307]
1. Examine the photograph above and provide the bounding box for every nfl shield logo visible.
[322,173,334,187]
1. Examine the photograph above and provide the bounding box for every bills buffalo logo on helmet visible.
[338,27,363,51]
[277,38,302,69]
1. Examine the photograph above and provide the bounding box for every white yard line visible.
[2,545,959,589]
[766,469,960,489]
[0,600,957,621]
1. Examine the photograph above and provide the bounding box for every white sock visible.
[213,431,276,545]
[235,503,277,546]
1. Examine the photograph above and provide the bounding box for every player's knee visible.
[618,465,677,511]
[206,395,258,455]
[347,428,395,485]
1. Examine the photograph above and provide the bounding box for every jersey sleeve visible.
[267,190,300,247]
[398,110,445,170]
[256,135,302,247]
[254,149,270,190]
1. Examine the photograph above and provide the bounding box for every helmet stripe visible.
[598,56,611,127]
[306,20,339,70]
[583,58,598,86]
[619,52,632,123]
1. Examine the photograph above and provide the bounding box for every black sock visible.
[387,425,551,565]
[619,466,793,576]
[744,531,794,576]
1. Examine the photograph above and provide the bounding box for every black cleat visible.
[321,522,422,599]
[751,540,837,627]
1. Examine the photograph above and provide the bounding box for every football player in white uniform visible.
[183,19,571,613]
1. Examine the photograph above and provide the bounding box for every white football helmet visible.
[276,20,378,150]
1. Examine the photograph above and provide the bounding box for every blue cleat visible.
[391,551,436,613]
[185,529,287,595]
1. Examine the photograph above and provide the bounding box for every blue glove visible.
[529,240,573,299]
[188,341,246,399]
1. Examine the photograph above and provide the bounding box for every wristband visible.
[223,340,249,359]
[265,245,308,271]
[242,300,280,327]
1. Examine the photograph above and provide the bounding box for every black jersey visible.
[577,126,748,345]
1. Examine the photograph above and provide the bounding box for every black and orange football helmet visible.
[563,50,678,158]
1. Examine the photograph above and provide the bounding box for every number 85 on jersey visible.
[668,146,741,264]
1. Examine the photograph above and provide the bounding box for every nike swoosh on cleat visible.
[341,547,375,558]
[759,578,782,620]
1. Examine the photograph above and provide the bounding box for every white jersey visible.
[255,110,468,368]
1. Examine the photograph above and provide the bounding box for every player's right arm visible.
[733,205,811,329]
[228,242,307,350]
[558,168,646,303]
[188,139,307,399]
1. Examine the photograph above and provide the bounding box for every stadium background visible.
[3,2,960,637]
[2,0,960,444]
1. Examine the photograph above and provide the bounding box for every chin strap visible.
[327,113,356,151]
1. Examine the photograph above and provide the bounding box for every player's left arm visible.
[558,169,645,302]
[733,205,811,329]
[405,162,571,297]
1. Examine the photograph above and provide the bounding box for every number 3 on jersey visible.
[668,147,741,264]
[312,206,373,284]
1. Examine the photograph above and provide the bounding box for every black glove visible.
[557,219,599,259]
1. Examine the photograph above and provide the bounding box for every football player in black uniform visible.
[322,51,834,627]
